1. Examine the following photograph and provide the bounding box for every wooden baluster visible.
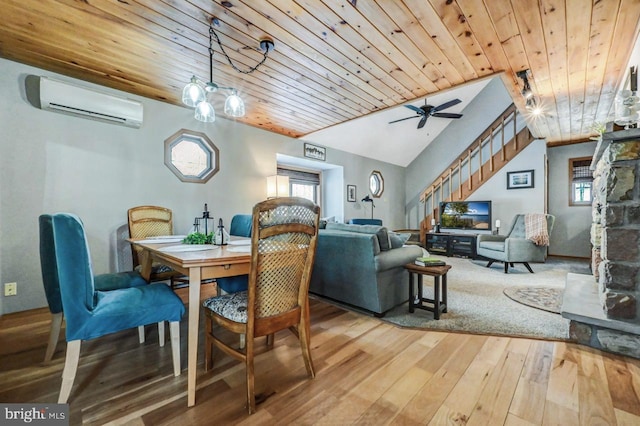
[501,117,506,161]
[478,139,483,182]
[431,191,434,223]
[489,128,494,171]
[468,149,472,191]
[513,110,518,151]
[458,159,462,199]
[448,168,453,201]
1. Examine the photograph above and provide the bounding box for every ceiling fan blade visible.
[432,112,463,119]
[417,115,428,129]
[389,116,419,124]
[433,98,461,112]
[404,104,425,114]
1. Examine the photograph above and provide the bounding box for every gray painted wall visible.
[0,58,404,314]
[548,142,597,258]
[462,139,547,231]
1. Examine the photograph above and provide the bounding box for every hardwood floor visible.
[1,299,639,425]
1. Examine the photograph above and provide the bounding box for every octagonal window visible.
[164,129,219,183]
[369,170,384,197]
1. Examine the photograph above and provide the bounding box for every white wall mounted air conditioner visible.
[33,76,143,128]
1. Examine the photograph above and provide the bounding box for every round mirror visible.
[369,170,384,197]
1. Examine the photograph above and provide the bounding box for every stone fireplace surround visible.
[562,129,640,359]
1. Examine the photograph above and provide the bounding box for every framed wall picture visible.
[347,184,356,202]
[507,169,535,189]
[304,143,326,161]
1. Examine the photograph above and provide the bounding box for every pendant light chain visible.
[209,22,270,75]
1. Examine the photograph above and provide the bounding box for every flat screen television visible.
[439,200,492,232]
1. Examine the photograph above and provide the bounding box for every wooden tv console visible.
[425,232,478,259]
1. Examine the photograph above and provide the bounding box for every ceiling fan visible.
[389,98,463,129]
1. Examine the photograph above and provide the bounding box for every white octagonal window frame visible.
[164,129,219,183]
[369,170,384,198]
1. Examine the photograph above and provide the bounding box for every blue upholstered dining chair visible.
[39,215,166,362]
[215,214,252,295]
[46,213,185,403]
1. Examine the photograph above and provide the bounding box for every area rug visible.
[503,286,563,314]
[378,256,590,340]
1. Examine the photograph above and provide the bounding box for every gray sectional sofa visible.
[309,223,424,316]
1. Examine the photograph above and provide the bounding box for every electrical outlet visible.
[4,282,17,296]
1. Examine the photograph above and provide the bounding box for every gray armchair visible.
[476,214,555,273]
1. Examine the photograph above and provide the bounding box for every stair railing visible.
[419,104,532,235]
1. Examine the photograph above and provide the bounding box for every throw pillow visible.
[389,232,411,249]
[325,222,391,251]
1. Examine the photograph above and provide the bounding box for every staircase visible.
[419,104,535,244]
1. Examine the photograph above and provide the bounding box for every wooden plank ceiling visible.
[1,0,640,144]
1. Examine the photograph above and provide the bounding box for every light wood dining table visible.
[129,238,251,407]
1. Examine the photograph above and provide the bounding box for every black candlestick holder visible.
[214,218,229,245]
[193,203,214,236]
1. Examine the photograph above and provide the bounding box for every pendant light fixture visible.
[182,17,275,123]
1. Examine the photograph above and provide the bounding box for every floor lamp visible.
[361,195,375,219]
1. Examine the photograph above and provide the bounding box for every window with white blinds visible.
[277,167,320,203]
[570,157,593,206]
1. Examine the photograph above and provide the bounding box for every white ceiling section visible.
[301,78,492,167]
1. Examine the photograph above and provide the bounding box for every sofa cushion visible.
[325,222,391,251]
[478,241,505,252]
[389,232,411,249]
[319,228,381,255]
[375,245,424,272]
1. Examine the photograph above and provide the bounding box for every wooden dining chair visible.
[202,197,320,414]
[127,206,183,283]
[128,205,215,293]
[49,213,185,403]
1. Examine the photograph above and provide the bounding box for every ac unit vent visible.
[29,76,143,128]
[47,103,128,123]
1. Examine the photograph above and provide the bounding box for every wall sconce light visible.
[266,175,289,198]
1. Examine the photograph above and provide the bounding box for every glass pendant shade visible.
[224,92,245,117]
[195,100,216,123]
[182,77,206,107]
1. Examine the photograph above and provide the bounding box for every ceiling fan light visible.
[195,100,216,122]
[224,92,245,117]
[182,76,205,107]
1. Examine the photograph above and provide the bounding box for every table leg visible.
[442,273,448,313]
[409,272,414,313]
[187,267,202,407]
[418,274,423,305]
[434,276,440,320]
